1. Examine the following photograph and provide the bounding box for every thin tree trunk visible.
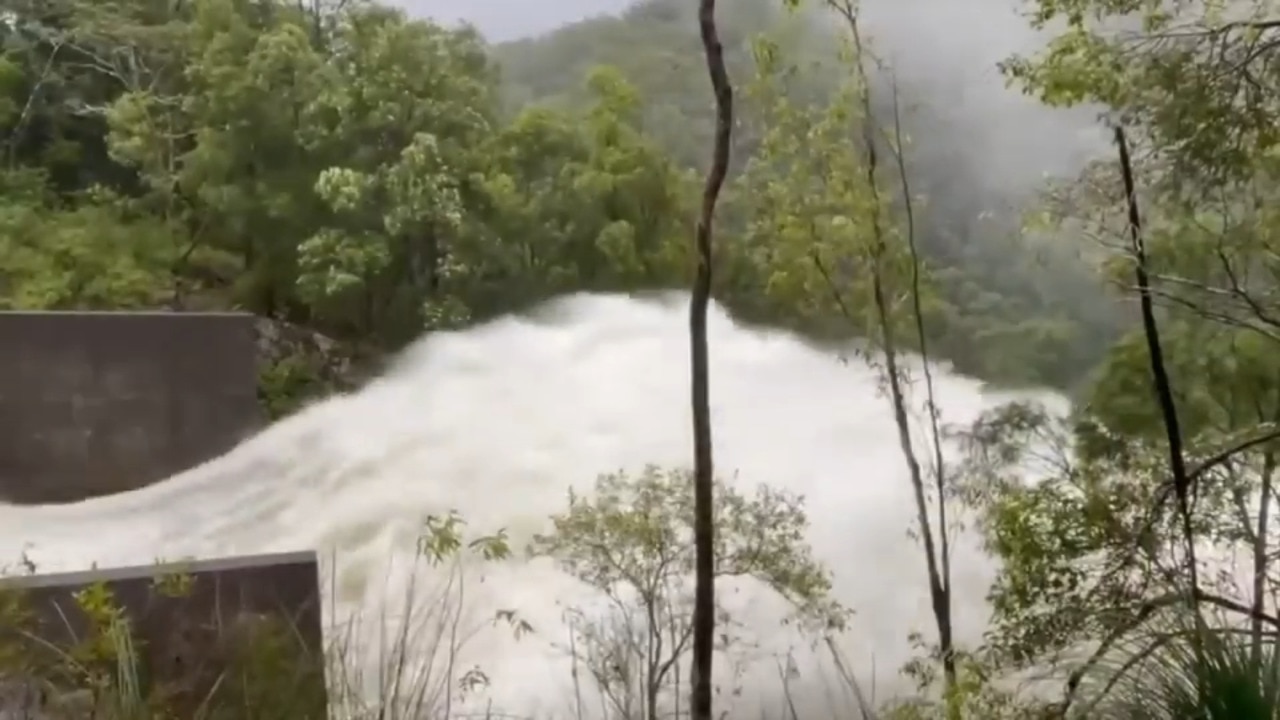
[690,1,733,719]
[1251,452,1274,663]
[1113,126,1205,699]
[826,2,959,710]
[1113,126,1199,603]
[885,74,956,694]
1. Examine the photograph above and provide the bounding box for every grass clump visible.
[1076,610,1280,720]
[0,555,326,720]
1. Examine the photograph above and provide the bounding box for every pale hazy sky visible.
[393,0,633,41]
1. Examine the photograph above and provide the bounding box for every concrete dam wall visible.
[0,311,263,504]
[0,312,325,718]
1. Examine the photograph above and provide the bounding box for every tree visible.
[740,1,964,713]
[0,0,1121,397]
[479,66,694,306]
[528,466,847,720]
[1002,0,1280,193]
[952,315,1280,714]
[985,0,1280,699]
[492,0,1121,390]
[689,0,733,718]
[1002,0,1280,383]
[0,169,177,309]
[327,510,532,718]
[292,6,498,336]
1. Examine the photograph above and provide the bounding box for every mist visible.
[1,293,1061,716]
[860,0,1107,193]
[396,0,636,43]
[402,0,1108,205]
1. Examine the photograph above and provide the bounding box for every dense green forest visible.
[0,0,1123,391]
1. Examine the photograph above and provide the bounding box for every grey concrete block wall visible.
[0,551,327,717]
[0,311,263,504]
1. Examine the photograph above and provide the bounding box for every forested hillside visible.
[490,0,1125,387]
[0,0,1119,392]
[10,0,1280,715]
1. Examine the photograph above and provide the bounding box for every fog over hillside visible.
[402,0,1107,206]
[391,0,1120,387]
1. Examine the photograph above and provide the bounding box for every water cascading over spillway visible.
[0,292,1058,717]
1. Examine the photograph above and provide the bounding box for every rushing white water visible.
[0,292,1060,717]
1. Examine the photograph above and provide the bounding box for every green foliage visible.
[931,1,1280,709]
[0,524,529,719]
[1093,618,1280,720]
[0,171,178,310]
[1084,321,1280,455]
[1002,0,1280,190]
[533,466,844,630]
[0,0,1120,391]
[0,561,323,718]
[732,32,924,340]
[492,0,1122,389]
[420,509,514,565]
[955,319,1280,711]
[257,354,325,420]
[529,466,845,717]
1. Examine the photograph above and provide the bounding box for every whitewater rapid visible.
[0,292,1060,717]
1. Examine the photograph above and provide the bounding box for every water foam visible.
[0,291,1060,716]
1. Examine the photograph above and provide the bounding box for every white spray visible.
[0,292,1060,717]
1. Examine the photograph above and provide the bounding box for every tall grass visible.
[1079,611,1280,720]
[0,544,888,720]
[10,548,1275,720]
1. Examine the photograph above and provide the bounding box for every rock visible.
[253,318,359,388]
[253,318,378,418]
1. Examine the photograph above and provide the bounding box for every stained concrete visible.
[0,313,325,713]
[0,551,327,717]
[0,311,262,504]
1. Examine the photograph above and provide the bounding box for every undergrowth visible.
[1,529,1275,720]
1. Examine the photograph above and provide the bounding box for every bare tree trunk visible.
[824,2,959,711]
[885,76,957,709]
[690,1,733,719]
[1112,126,1204,695]
[1251,451,1275,663]
[1113,127,1199,602]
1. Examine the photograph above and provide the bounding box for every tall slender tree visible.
[689,0,733,717]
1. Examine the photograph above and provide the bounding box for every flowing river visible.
[0,292,1060,717]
